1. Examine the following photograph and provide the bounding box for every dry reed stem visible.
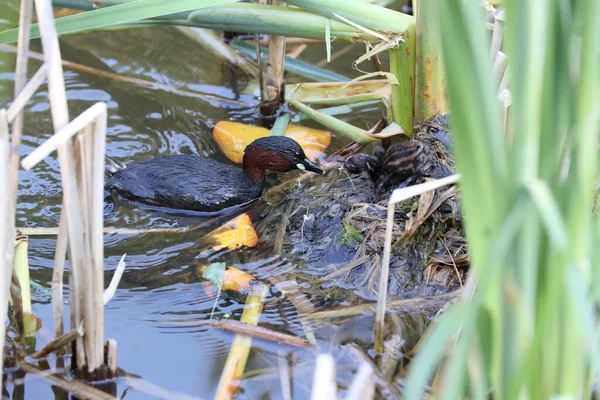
[51,205,67,340]
[278,352,293,400]
[374,175,461,353]
[6,63,47,122]
[310,354,336,400]
[489,11,504,60]
[286,43,308,59]
[19,362,116,400]
[344,361,374,400]
[344,344,403,399]
[103,254,126,305]
[200,319,313,349]
[267,36,285,101]
[266,35,286,102]
[92,110,108,369]
[21,102,107,170]
[215,283,269,400]
[374,202,395,354]
[69,272,86,372]
[31,0,110,373]
[0,110,11,391]
[106,339,117,377]
[0,1,35,394]
[492,51,507,86]
[32,323,84,359]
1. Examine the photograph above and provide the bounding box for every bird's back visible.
[106,155,263,212]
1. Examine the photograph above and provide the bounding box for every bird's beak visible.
[296,159,325,174]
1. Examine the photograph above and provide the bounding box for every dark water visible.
[0,2,397,399]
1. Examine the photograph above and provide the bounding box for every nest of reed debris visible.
[255,115,468,307]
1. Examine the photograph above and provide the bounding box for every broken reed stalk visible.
[310,354,337,400]
[11,0,116,378]
[198,319,313,349]
[373,201,395,354]
[0,0,34,393]
[32,324,83,359]
[52,211,67,339]
[19,362,116,400]
[344,362,374,400]
[278,352,293,400]
[344,344,402,399]
[215,283,269,400]
[12,236,37,335]
[21,99,110,376]
[103,254,127,305]
[374,174,461,354]
[6,63,47,122]
[260,0,286,115]
[34,0,103,373]
[488,10,510,137]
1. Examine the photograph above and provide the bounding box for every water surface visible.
[1,3,392,399]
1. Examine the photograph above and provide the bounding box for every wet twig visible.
[305,290,462,320]
[203,319,313,349]
[18,362,116,400]
[32,324,84,359]
[309,256,369,284]
[273,201,295,255]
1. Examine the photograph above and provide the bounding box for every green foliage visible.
[405,1,600,399]
[341,220,363,247]
[202,262,227,289]
[0,0,242,44]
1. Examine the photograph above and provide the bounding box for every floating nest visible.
[255,116,468,307]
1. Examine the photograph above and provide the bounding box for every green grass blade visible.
[525,179,567,249]
[438,0,507,270]
[404,301,468,399]
[0,0,241,44]
[285,0,414,34]
[388,24,415,136]
[188,4,379,41]
[269,114,291,136]
[290,101,376,144]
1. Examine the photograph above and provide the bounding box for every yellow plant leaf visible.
[198,264,257,294]
[206,213,259,251]
[213,121,268,164]
[213,121,332,163]
[284,124,332,162]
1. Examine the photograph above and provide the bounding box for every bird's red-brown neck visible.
[243,147,291,183]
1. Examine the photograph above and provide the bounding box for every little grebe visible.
[106,136,325,212]
[344,139,435,191]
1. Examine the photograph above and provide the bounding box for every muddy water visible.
[0,2,401,399]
